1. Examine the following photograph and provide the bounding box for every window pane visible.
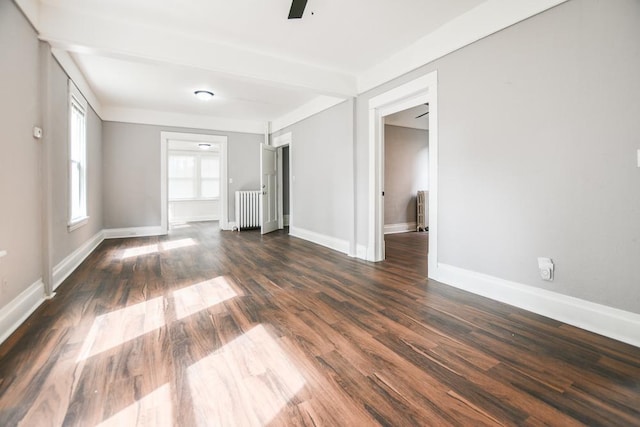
[169,155,195,178]
[69,98,86,222]
[70,161,81,218]
[201,155,219,178]
[201,179,219,198]
[169,178,195,199]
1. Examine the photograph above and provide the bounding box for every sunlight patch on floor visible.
[121,243,159,259]
[162,238,196,251]
[173,276,238,320]
[120,238,197,259]
[97,383,173,427]
[77,297,166,361]
[187,324,306,426]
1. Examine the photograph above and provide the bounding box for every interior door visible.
[261,144,278,234]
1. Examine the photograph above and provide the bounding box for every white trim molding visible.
[272,132,292,148]
[161,132,229,233]
[52,231,105,290]
[0,279,46,345]
[384,222,417,235]
[367,71,438,273]
[289,227,350,256]
[431,264,640,348]
[355,244,368,260]
[103,226,165,239]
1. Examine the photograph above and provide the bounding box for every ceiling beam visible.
[34,3,357,98]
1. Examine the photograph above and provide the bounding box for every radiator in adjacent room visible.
[235,190,261,231]
[417,190,428,231]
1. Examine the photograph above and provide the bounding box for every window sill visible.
[68,216,89,232]
[169,198,220,202]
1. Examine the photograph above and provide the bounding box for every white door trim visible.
[367,71,438,276]
[272,132,292,148]
[273,132,293,230]
[260,144,278,234]
[160,132,229,232]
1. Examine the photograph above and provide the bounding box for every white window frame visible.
[68,81,89,231]
[168,150,221,202]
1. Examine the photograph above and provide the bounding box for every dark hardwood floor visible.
[0,222,639,426]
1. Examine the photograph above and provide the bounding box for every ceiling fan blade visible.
[415,111,429,119]
[288,0,308,19]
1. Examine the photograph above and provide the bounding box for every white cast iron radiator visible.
[417,190,428,231]
[235,191,261,231]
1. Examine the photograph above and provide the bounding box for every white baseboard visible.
[226,221,237,231]
[170,215,219,223]
[103,226,165,239]
[0,279,45,345]
[431,263,640,348]
[53,231,105,291]
[384,222,417,234]
[289,226,350,255]
[352,244,368,259]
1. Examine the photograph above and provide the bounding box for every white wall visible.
[384,125,429,226]
[356,0,640,314]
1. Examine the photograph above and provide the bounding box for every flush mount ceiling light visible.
[198,143,212,149]
[194,90,214,101]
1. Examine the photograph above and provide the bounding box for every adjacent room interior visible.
[1,0,639,425]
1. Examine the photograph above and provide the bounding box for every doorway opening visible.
[160,132,229,234]
[367,71,438,277]
[273,132,293,233]
[382,105,430,274]
[280,146,291,230]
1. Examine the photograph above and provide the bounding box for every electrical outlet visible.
[538,257,554,281]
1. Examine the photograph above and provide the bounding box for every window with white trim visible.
[168,151,220,200]
[68,82,88,229]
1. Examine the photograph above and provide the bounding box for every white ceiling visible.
[69,52,314,121]
[15,0,568,132]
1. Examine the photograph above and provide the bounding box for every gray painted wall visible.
[272,99,354,243]
[356,0,640,313]
[0,0,43,308]
[102,122,262,228]
[49,59,103,266]
[384,125,429,225]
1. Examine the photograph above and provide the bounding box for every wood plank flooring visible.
[1,222,639,426]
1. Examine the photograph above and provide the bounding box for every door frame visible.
[160,132,229,233]
[367,71,438,275]
[273,132,292,230]
[260,143,278,234]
